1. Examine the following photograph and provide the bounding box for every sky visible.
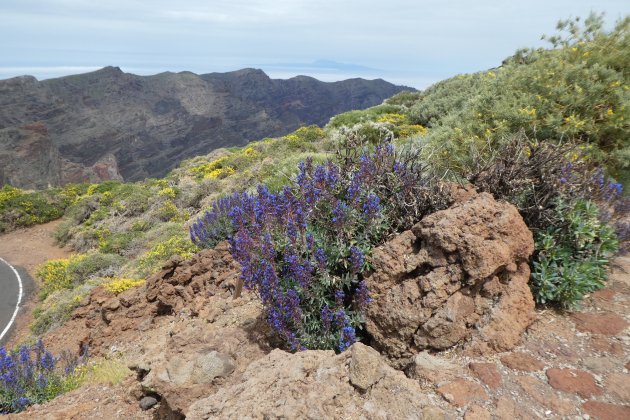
[0,0,628,89]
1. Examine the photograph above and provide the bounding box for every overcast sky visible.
[0,1,627,88]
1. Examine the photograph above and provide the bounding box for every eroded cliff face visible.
[0,67,411,188]
[0,123,62,189]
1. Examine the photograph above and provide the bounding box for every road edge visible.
[0,257,24,344]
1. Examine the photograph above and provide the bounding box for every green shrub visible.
[531,199,618,307]
[66,252,124,281]
[385,91,423,107]
[408,14,629,182]
[327,104,403,128]
[97,231,142,254]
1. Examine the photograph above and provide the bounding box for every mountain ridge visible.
[0,66,412,189]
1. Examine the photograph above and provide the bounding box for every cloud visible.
[0,66,102,80]
[0,0,628,88]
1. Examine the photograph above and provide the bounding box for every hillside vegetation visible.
[1,13,629,413]
[409,14,629,184]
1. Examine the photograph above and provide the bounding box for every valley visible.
[0,67,410,188]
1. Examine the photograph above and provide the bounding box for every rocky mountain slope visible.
[7,190,629,419]
[0,67,410,188]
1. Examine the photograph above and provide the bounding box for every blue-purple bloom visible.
[355,280,373,309]
[1,341,84,413]
[349,246,365,273]
[192,139,417,352]
[362,193,381,220]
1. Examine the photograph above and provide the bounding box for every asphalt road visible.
[0,257,23,346]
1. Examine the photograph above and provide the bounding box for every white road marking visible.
[0,256,23,342]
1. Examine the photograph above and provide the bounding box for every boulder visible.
[132,304,266,416]
[365,192,535,366]
[186,343,430,419]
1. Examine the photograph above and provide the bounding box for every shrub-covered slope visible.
[407,14,629,184]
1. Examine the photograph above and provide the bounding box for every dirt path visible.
[0,220,71,347]
[0,220,71,277]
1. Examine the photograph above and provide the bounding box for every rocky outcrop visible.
[60,153,123,185]
[0,67,412,187]
[42,242,243,358]
[365,192,535,366]
[186,343,433,420]
[129,306,268,416]
[0,123,62,189]
[145,241,241,317]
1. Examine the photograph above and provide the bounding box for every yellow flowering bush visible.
[398,124,428,138]
[36,259,71,292]
[283,125,326,146]
[156,200,180,221]
[99,191,114,206]
[243,146,258,156]
[377,113,408,124]
[0,185,23,205]
[205,166,235,179]
[158,187,178,198]
[86,184,99,196]
[104,278,145,294]
[189,157,229,178]
[36,254,87,298]
[293,125,325,141]
[0,184,81,232]
[137,236,197,274]
[187,156,236,180]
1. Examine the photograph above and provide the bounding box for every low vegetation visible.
[0,340,87,413]
[0,184,88,233]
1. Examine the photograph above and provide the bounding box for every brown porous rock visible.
[42,241,243,358]
[186,343,431,419]
[365,192,535,366]
[145,241,241,316]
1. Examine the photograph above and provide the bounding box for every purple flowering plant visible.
[0,340,86,413]
[192,136,445,351]
[190,193,243,249]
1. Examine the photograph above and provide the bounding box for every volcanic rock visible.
[186,343,430,419]
[365,192,535,366]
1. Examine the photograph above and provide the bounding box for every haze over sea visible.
[1,0,628,88]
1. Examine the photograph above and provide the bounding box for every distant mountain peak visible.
[0,67,412,188]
